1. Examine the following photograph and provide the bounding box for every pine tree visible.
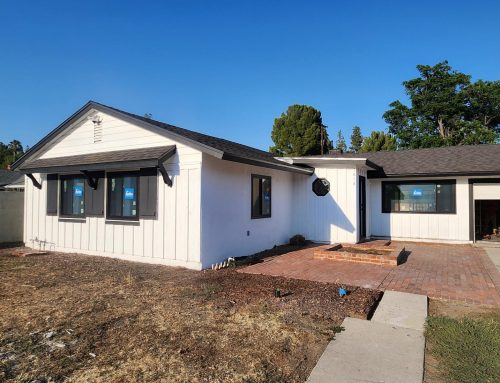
[335,130,347,153]
[350,126,363,153]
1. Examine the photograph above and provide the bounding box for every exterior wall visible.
[368,176,471,243]
[24,112,203,269]
[292,165,358,244]
[200,154,297,268]
[0,190,24,243]
[36,109,201,164]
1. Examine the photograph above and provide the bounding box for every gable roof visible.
[328,145,500,178]
[11,101,313,175]
[0,169,24,187]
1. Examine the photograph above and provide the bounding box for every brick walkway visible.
[240,242,500,306]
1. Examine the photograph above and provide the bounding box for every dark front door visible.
[359,175,366,240]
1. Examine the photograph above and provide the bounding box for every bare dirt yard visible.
[0,248,380,383]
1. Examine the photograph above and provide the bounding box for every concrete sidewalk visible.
[307,291,427,383]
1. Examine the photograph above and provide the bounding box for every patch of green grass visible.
[425,314,500,383]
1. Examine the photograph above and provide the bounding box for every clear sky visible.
[1,0,499,151]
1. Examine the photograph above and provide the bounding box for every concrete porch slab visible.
[306,317,425,383]
[372,290,428,331]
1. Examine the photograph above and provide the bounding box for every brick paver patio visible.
[240,242,500,306]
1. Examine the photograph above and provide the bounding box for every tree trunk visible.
[437,118,447,138]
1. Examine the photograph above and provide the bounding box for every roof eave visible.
[222,153,314,175]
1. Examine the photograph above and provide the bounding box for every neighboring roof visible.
[0,169,24,187]
[294,145,500,178]
[17,146,176,173]
[11,101,313,176]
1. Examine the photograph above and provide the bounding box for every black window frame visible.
[106,171,140,221]
[381,180,456,214]
[251,174,272,219]
[59,174,86,218]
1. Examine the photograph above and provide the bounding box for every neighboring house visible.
[0,169,24,243]
[10,101,500,269]
[0,169,24,190]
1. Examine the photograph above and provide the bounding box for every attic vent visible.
[92,115,103,143]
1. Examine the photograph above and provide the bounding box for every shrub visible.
[289,234,306,246]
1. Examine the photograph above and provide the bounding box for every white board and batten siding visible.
[24,110,204,269]
[368,177,471,243]
[292,165,358,244]
[200,154,298,269]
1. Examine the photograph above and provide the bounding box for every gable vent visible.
[92,115,103,143]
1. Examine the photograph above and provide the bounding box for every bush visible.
[289,234,306,246]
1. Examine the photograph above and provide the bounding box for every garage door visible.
[473,183,500,200]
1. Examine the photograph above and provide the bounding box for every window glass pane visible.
[61,177,85,216]
[122,176,137,217]
[252,177,261,217]
[436,183,455,213]
[262,178,271,216]
[398,184,436,212]
[382,181,455,214]
[107,174,138,219]
[73,179,85,215]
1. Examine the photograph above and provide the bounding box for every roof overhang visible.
[279,156,379,170]
[224,154,314,175]
[16,145,176,174]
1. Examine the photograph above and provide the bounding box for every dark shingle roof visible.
[11,101,313,175]
[335,145,500,177]
[96,102,312,174]
[0,169,24,187]
[19,146,176,173]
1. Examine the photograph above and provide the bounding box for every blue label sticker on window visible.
[412,188,423,197]
[74,185,83,197]
[124,187,135,200]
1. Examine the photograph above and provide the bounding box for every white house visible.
[12,101,500,269]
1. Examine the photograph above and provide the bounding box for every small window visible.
[382,180,456,214]
[107,172,139,220]
[60,175,85,217]
[251,175,271,219]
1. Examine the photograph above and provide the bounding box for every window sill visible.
[58,217,86,222]
[105,219,140,226]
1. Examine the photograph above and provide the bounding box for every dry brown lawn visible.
[0,248,380,383]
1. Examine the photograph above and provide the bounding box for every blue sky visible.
[0,0,499,151]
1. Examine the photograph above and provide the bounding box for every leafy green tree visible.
[383,61,499,148]
[360,131,396,152]
[335,130,347,152]
[350,126,363,153]
[0,140,24,168]
[270,105,331,156]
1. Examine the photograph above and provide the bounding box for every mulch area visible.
[0,248,380,383]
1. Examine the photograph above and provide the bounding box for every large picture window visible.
[107,172,139,220]
[382,180,456,214]
[251,175,271,219]
[60,176,85,217]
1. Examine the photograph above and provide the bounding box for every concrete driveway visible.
[240,242,500,306]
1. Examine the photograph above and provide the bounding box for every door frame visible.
[359,175,367,241]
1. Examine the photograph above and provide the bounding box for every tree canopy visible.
[335,130,347,152]
[0,140,24,169]
[383,61,500,149]
[270,105,331,156]
[360,131,396,152]
[350,126,363,153]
